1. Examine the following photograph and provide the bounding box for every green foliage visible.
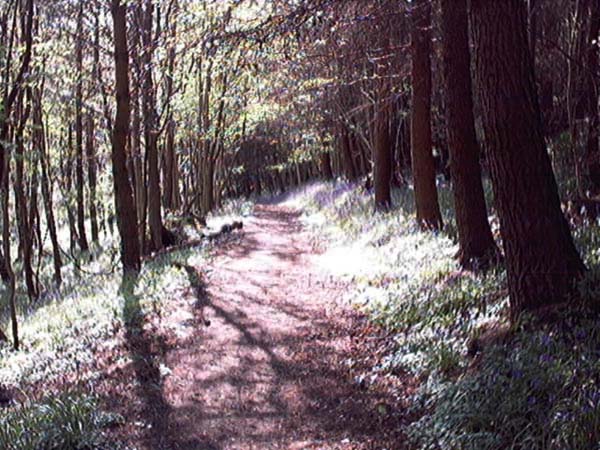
[0,393,122,450]
[409,317,600,450]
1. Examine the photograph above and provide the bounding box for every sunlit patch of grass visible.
[288,180,504,379]
[0,227,211,388]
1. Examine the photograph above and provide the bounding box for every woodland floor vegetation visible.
[289,178,600,450]
[0,206,246,449]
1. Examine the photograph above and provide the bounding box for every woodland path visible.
[119,204,409,450]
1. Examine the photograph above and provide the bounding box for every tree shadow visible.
[119,273,219,450]
[168,263,408,449]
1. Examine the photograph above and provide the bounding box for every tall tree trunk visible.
[528,0,538,58]
[163,121,176,210]
[320,150,334,180]
[14,93,37,300]
[162,9,178,211]
[75,1,89,252]
[340,124,357,180]
[37,91,62,286]
[65,126,79,253]
[89,7,102,243]
[142,0,163,251]
[440,0,499,269]
[472,0,585,320]
[87,116,99,242]
[586,1,600,191]
[2,150,17,350]
[373,100,392,210]
[0,0,34,348]
[111,0,141,274]
[411,0,443,230]
[202,159,215,214]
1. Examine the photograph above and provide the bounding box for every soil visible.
[106,204,414,450]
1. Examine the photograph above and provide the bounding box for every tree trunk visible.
[440,0,499,269]
[2,154,17,350]
[163,120,175,209]
[320,151,334,180]
[586,1,600,191]
[111,0,141,274]
[201,158,215,214]
[87,115,99,242]
[65,127,79,253]
[472,0,586,320]
[14,93,37,300]
[141,0,163,252]
[410,0,443,230]
[38,98,62,286]
[373,100,392,210]
[75,1,89,253]
[340,124,357,180]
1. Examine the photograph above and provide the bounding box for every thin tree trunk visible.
[320,151,334,180]
[14,93,37,300]
[2,152,17,350]
[142,0,163,251]
[411,0,443,230]
[38,92,62,286]
[75,1,89,252]
[87,116,99,242]
[65,126,79,253]
[586,1,600,191]
[373,95,392,210]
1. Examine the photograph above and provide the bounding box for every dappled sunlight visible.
[132,205,408,449]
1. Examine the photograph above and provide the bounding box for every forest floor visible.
[108,203,412,450]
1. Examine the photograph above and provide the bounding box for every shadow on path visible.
[113,204,408,449]
[120,274,219,450]
[155,204,408,449]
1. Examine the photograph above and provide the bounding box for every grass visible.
[289,178,600,450]
[0,392,124,450]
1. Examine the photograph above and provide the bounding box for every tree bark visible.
[37,89,62,286]
[585,0,600,191]
[111,0,141,274]
[75,1,89,252]
[87,115,99,242]
[440,0,499,269]
[14,92,37,300]
[472,0,585,320]
[373,100,392,210]
[65,126,79,253]
[141,0,163,251]
[410,0,443,230]
[320,150,334,180]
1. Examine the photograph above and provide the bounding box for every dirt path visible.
[127,204,409,450]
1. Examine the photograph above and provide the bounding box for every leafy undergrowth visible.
[288,180,600,450]
[0,201,250,449]
[0,393,124,450]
